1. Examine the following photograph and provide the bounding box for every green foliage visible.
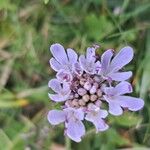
[110,112,142,128]
[84,14,114,41]
[0,0,150,149]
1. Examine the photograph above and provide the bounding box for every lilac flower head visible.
[47,43,144,142]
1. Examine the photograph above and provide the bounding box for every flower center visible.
[65,73,105,108]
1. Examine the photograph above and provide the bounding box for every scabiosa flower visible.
[47,43,144,142]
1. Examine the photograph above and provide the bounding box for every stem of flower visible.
[65,136,71,150]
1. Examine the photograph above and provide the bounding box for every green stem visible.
[65,136,71,150]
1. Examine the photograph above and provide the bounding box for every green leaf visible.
[44,0,49,4]
[106,128,129,146]
[0,129,12,150]
[84,14,114,40]
[109,112,142,127]
[0,0,16,10]
[140,30,150,99]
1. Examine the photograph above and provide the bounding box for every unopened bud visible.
[75,93,79,98]
[93,82,99,88]
[79,99,86,106]
[65,100,73,107]
[77,88,87,96]
[90,86,97,94]
[90,95,97,102]
[72,99,79,107]
[97,89,102,97]
[82,94,90,102]
[80,78,86,86]
[94,76,101,82]
[95,100,101,107]
[84,82,91,90]
[68,94,74,99]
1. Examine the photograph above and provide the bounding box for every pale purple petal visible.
[74,108,85,120]
[104,81,132,97]
[48,93,70,102]
[86,47,96,61]
[101,49,113,73]
[108,101,123,116]
[114,81,133,96]
[73,62,83,76]
[49,58,62,72]
[67,48,78,64]
[50,43,68,65]
[95,61,101,74]
[66,120,85,142]
[104,87,115,96]
[62,82,70,94]
[79,55,95,74]
[110,46,134,72]
[99,109,108,118]
[48,79,62,93]
[64,108,84,121]
[118,96,144,111]
[47,110,66,125]
[93,118,109,132]
[79,55,86,68]
[109,71,132,81]
[56,69,73,82]
[85,106,108,132]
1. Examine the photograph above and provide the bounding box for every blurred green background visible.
[0,0,150,149]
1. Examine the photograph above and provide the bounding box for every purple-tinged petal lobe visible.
[99,109,108,118]
[48,79,70,101]
[48,79,62,93]
[110,46,134,72]
[86,47,96,61]
[104,81,132,97]
[93,118,109,132]
[56,69,73,82]
[109,71,132,81]
[66,120,85,142]
[73,108,84,120]
[47,110,66,125]
[49,58,62,72]
[61,82,70,94]
[67,48,78,64]
[95,61,101,74]
[104,87,115,96]
[85,104,109,132]
[64,108,85,121]
[79,55,95,74]
[114,81,133,96]
[48,92,70,102]
[108,101,123,116]
[73,62,83,76]
[101,49,113,73]
[50,43,68,65]
[118,96,144,111]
